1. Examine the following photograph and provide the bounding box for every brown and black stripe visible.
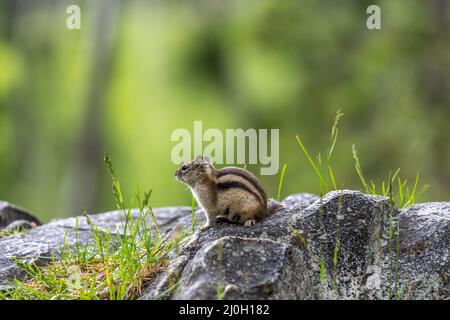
[215,167,267,205]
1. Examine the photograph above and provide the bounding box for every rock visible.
[0,201,41,229]
[289,190,395,299]
[171,236,314,300]
[49,206,195,235]
[0,224,92,290]
[0,206,195,290]
[141,191,449,300]
[1,192,449,300]
[395,203,450,299]
[281,193,320,208]
[143,191,394,299]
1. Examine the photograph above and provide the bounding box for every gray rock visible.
[0,201,41,229]
[49,206,194,236]
[395,202,450,299]
[173,236,313,300]
[141,191,449,300]
[0,224,93,289]
[281,193,320,208]
[1,192,449,300]
[290,190,397,299]
[0,206,194,290]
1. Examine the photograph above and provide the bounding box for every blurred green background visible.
[0,0,449,222]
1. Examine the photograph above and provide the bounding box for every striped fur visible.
[216,167,267,204]
[216,180,264,204]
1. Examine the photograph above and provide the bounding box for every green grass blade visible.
[296,135,326,190]
[277,163,287,202]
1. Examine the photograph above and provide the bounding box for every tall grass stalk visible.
[296,110,343,196]
[277,163,287,202]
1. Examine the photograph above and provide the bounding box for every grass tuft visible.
[0,228,27,239]
[295,110,430,208]
[0,154,190,300]
[352,144,430,208]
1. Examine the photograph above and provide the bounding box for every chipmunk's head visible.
[175,155,213,187]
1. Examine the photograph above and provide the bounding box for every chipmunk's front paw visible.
[200,223,214,231]
[244,219,256,228]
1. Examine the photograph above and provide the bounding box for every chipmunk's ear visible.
[202,156,211,164]
[194,155,203,163]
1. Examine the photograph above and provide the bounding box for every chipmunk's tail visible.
[267,198,287,215]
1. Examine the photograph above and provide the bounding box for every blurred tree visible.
[68,0,121,216]
[0,0,448,221]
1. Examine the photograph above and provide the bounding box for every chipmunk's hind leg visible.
[230,211,241,223]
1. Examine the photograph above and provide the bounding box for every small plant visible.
[216,282,225,300]
[0,227,27,239]
[352,144,430,208]
[295,109,430,207]
[291,227,308,251]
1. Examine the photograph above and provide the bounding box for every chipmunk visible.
[175,155,284,229]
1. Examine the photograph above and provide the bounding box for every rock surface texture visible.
[0,191,449,299]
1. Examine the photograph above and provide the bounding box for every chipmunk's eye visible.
[181,164,189,172]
